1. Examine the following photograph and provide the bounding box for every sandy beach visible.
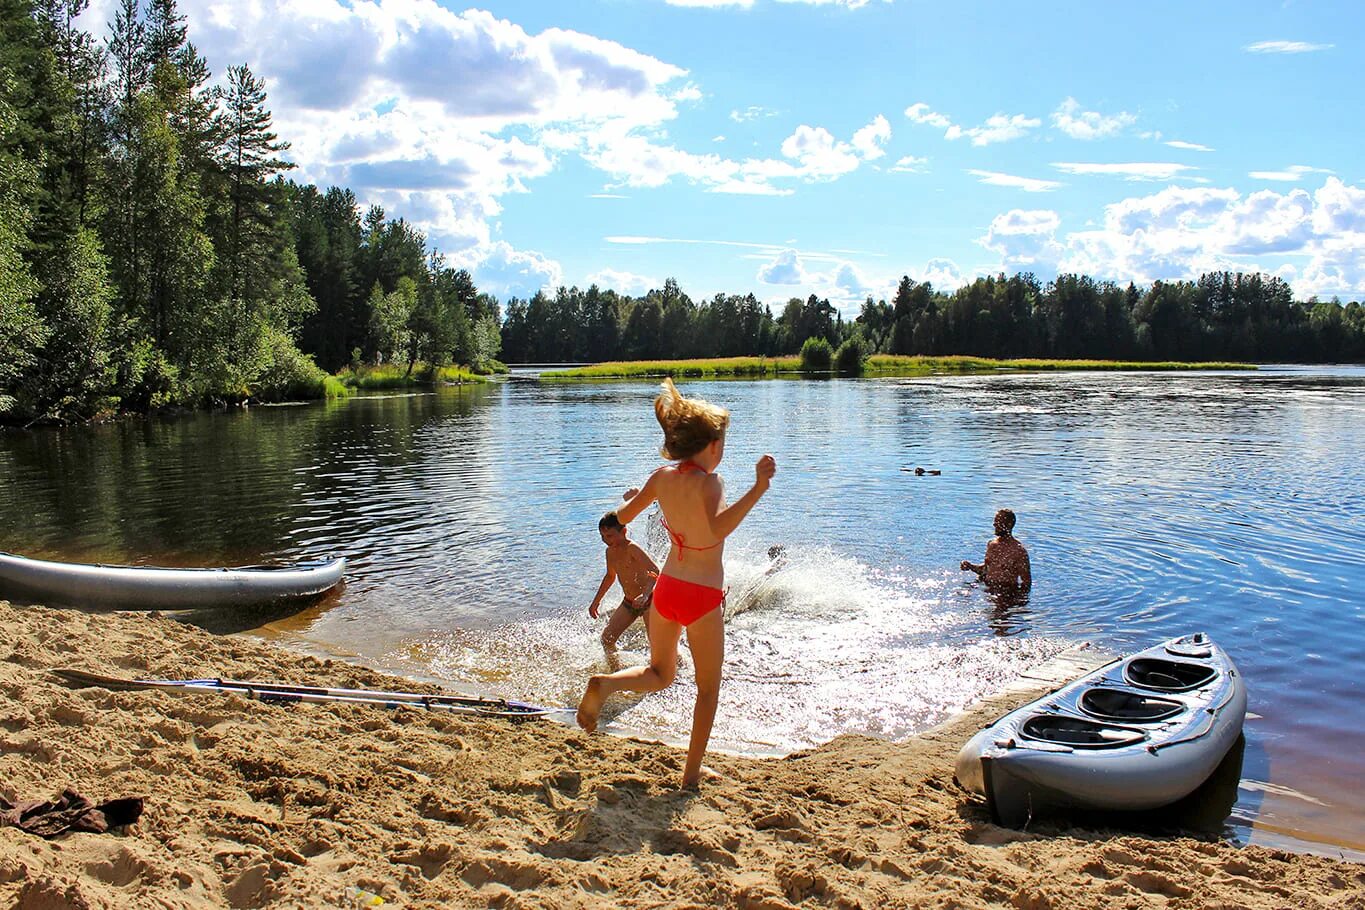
[1,600,1361,909]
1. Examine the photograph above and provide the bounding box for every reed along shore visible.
[543,355,1256,380]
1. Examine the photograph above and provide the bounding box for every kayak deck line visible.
[52,668,557,720]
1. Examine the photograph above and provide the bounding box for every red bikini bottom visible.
[651,573,724,626]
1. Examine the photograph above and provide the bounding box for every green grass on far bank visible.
[335,362,501,390]
[544,355,1255,379]
[545,356,800,379]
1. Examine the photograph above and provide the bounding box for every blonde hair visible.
[654,377,729,460]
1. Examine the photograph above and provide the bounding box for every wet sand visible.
[2,600,1361,909]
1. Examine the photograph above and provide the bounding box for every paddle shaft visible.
[54,669,552,718]
[169,681,551,717]
[204,676,512,709]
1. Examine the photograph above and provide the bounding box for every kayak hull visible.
[0,551,345,610]
[955,633,1246,827]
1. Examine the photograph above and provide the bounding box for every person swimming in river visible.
[587,511,660,655]
[727,544,789,618]
[577,378,777,789]
[961,508,1032,591]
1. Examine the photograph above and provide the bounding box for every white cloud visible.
[919,258,967,290]
[949,114,1040,146]
[750,252,974,314]
[580,114,887,193]
[729,105,779,122]
[979,209,1065,273]
[1052,161,1195,182]
[851,115,891,160]
[471,241,563,299]
[587,268,659,294]
[905,102,1039,146]
[1311,178,1365,235]
[967,169,1062,193]
[1030,177,1365,298]
[672,83,704,103]
[758,249,809,285]
[1223,189,1315,254]
[891,155,928,173]
[1165,140,1215,152]
[833,262,873,295]
[1244,40,1333,54]
[1051,97,1136,140]
[780,125,863,179]
[1248,164,1335,182]
[904,102,952,130]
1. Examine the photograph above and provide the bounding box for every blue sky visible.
[82,0,1364,311]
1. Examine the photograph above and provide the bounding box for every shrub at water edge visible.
[801,337,834,373]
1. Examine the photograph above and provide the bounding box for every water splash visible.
[390,542,1069,754]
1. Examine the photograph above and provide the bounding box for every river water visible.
[1,367,1362,859]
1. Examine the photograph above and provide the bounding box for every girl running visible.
[576,378,776,788]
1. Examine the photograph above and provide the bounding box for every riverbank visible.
[335,362,504,391]
[2,601,1358,908]
[543,355,1257,379]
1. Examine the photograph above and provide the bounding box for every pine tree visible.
[218,63,292,304]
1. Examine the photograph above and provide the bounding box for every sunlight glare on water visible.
[399,542,1069,754]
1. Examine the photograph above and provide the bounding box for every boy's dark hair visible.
[996,509,1017,532]
[599,511,624,532]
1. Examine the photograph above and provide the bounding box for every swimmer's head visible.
[994,509,1017,536]
[767,544,786,560]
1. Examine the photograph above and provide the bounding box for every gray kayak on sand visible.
[0,550,345,610]
[955,633,1247,828]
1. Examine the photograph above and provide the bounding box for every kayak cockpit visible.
[1019,715,1148,749]
[1124,657,1217,692]
[1079,688,1185,722]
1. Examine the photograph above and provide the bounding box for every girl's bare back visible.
[652,463,726,588]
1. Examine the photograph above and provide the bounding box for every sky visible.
[80,0,1365,312]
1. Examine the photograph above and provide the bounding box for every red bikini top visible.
[660,461,721,560]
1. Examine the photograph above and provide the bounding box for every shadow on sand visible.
[165,586,346,635]
[530,778,707,863]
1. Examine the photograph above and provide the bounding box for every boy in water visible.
[961,509,1032,590]
[588,512,660,654]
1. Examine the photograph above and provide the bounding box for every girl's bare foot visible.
[680,764,722,789]
[577,677,605,732]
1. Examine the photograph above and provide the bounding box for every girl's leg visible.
[680,606,725,787]
[577,613,682,732]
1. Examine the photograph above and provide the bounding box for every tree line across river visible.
[2,1,1362,426]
